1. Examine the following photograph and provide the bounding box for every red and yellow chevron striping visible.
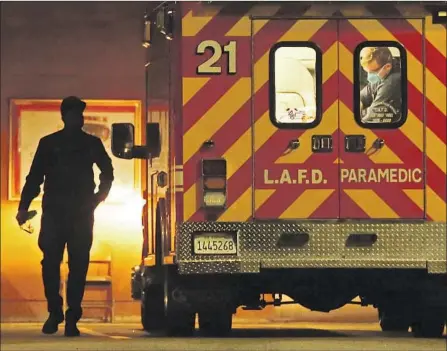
[179,2,446,223]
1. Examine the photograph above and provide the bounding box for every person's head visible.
[360,47,393,84]
[60,96,86,131]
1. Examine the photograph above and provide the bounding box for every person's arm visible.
[360,84,373,108]
[18,139,46,211]
[361,77,399,122]
[93,137,114,204]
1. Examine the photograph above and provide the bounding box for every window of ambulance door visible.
[270,42,323,129]
[354,42,407,128]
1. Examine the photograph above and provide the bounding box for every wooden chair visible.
[61,255,114,322]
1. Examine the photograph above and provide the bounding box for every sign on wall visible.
[9,99,142,202]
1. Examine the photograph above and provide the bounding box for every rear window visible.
[269,42,322,129]
[354,41,407,129]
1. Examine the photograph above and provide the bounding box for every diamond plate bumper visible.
[176,221,447,275]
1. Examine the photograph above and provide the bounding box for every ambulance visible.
[111,1,447,338]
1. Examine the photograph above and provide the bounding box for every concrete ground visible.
[1,321,446,351]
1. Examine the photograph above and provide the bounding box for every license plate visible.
[193,234,237,255]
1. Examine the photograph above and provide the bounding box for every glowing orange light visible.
[204,177,226,190]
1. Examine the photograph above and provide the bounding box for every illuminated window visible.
[269,42,322,129]
[354,41,407,128]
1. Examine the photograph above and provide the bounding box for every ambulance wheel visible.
[141,284,166,332]
[198,308,233,337]
[378,308,410,332]
[164,268,196,336]
[411,312,445,338]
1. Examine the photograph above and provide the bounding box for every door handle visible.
[288,139,300,150]
[202,140,215,149]
[345,135,366,153]
[373,138,385,149]
[312,135,333,153]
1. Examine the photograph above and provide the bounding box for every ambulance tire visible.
[141,284,166,332]
[411,312,445,338]
[164,268,196,337]
[378,309,410,332]
[198,308,233,337]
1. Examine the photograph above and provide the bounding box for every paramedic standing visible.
[15,96,114,337]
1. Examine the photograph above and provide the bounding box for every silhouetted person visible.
[15,96,114,337]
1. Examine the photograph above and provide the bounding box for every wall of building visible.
[0,1,152,322]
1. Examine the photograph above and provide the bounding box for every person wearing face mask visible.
[359,47,402,123]
[15,96,114,337]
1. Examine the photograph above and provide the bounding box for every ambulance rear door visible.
[338,18,425,219]
[252,18,340,220]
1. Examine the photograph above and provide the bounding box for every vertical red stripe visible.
[12,104,20,197]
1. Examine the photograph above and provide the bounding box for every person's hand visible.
[92,193,103,210]
[16,210,29,226]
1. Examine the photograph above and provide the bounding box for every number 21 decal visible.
[196,40,237,75]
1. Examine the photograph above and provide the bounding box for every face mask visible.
[367,72,381,84]
[367,63,390,84]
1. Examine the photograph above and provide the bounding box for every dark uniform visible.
[360,67,402,123]
[18,97,114,335]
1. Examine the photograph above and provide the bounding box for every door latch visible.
[312,135,333,153]
[373,138,385,149]
[202,140,215,149]
[288,139,300,150]
[345,135,366,153]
